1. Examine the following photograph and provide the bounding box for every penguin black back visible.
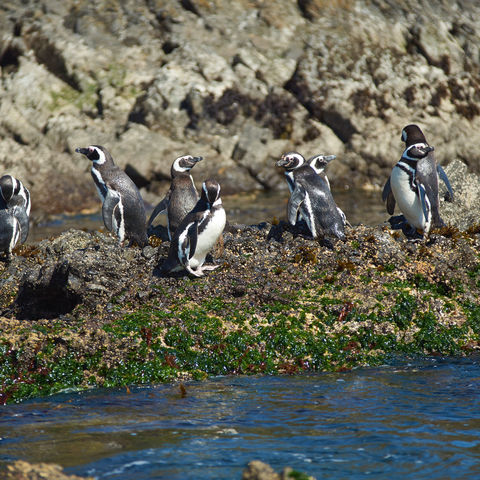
[277,152,345,241]
[162,179,226,276]
[401,125,444,228]
[75,145,148,247]
[0,174,31,253]
[147,155,202,239]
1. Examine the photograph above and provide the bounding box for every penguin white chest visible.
[390,165,427,231]
[189,209,226,268]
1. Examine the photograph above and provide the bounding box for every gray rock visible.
[1,0,480,219]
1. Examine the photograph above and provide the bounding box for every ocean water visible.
[1,356,479,479]
[28,188,387,242]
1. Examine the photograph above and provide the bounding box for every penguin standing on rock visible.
[277,152,346,241]
[0,174,31,256]
[162,179,226,277]
[75,145,148,247]
[147,155,202,239]
[308,153,348,227]
[382,124,454,237]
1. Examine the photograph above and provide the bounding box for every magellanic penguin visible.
[277,152,346,241]
[307,154,337,189]
[382,124,454,236]
[75,145,148,247]
[147,155,202,239]
[0,175,31,255]
[308,153,349,227]
[162,179,226,277]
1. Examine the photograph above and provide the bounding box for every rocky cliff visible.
[1,0,480,217]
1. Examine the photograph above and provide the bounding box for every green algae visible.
[1,272,479,403]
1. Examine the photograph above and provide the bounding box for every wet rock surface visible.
[0,156,479,404]
[3,460,94,480]
[1,0,480,218]
[1,459,310,480]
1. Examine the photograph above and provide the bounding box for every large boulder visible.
[1,0,480,218]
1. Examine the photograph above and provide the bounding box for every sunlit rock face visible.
[1,0,480,216]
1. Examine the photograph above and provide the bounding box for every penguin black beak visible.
[276,158,288,167]
[324,155,336,163]
[75,147,89,156]
[427,146,434,152]
[192,156,203,163]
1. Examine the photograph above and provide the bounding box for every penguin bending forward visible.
[277,152,346,241]
[382,124,454,236]
[162,179,226,277]
[0,174,31,256]
[147,155,202,239]
[75,145,148,247]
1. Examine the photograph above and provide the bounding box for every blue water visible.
[1,356,480,479]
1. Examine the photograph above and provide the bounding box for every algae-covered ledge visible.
[0,221,479,404]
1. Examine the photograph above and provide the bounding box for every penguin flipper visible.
[386,191,396,215]
[147,191,171,227]
[185,221,198,261]
[287,185,306,226]
[417,183,430,223]
[102,190,121,233]
[437,165,454,202]
[382,177,396,215]
[12,206,29,243]
[381,177,391,203]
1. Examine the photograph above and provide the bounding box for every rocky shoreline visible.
[0,160,478,404]
[2,0,480,217]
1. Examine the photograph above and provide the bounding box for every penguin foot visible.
[186,265,205,277]
[201,264,220,272]
[186,263,220,277]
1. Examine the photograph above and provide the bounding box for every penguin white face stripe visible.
[402,143,430,161]
[90,146,106,165]
[173,156,191,173]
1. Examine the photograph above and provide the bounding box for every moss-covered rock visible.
[0,215,479,404]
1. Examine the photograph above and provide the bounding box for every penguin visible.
[162,179,226,277]
[0,210,21,257]
[276,152,346,241]
[147,155,202,240]
[307,154,337,189]
[382,124,454,236]
[308,153,348,227]
[0,174,31,254]
[75,145,148,247]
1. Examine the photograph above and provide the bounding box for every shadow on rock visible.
[15,261,82,320]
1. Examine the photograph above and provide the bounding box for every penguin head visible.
[403,143,435,161]
[401,124,428,147]
[0,175,16,202]
[276,152,305,170]
[201,179,222,207]
[171,155,203,176]
[308,154,336,174]
[75,145,112,166]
